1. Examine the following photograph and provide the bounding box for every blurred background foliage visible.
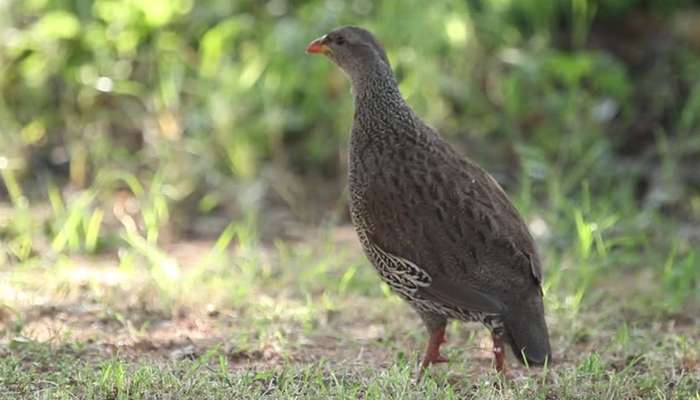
[0,0,698,306]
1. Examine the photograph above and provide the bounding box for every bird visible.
[306,26,552,379]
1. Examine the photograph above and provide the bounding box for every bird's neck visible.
[350,66,412,124]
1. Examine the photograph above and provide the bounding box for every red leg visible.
[415,327,449,381]
[492,332,507,373]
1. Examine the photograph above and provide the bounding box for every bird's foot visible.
[492,333,507,374]
[414,327,449,382]
[429,354,449,364]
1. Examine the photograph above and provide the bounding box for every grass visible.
[1,137,699,400]
[0,212,698,399]
[1,339,696,399]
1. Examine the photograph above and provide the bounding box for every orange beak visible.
[305,37,330,54]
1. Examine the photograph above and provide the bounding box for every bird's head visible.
[305,26,391,80]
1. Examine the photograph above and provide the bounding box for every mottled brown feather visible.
[314,25,551,366]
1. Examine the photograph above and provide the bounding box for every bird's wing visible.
[365,238,505,313]
[363,153,541,312]
[417,269,506,313]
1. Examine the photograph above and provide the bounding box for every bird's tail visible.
[504,293,552,366]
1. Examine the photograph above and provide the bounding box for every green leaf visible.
[33,11,80,40]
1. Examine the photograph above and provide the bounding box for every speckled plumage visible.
[307,26,552,371]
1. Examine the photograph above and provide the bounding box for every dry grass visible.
[1,226,698,399]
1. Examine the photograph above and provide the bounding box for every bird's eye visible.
[335,36,346,45]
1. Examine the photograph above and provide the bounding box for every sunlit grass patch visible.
[0,323,697,399]
[1,215,698,398]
